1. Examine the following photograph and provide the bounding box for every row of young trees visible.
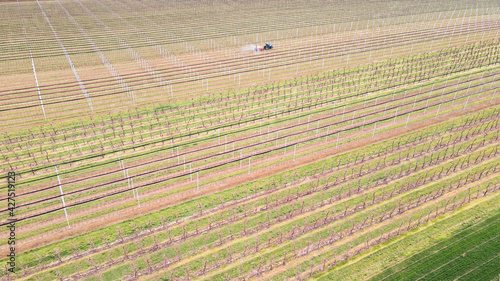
[12,107,500,279]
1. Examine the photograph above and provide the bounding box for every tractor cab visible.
[263,42,273,50]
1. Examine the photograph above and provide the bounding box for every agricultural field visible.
[0,0,499,280]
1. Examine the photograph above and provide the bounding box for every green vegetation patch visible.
[315,195,500,281]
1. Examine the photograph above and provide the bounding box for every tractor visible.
[254,42,273,52]
[263,42,273,50]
